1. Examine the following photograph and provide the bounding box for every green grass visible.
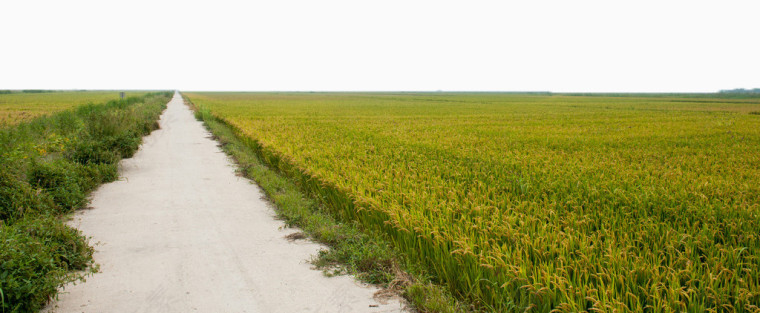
[0,91,150,126]
[184,91,760,312]
[0,92,171,312]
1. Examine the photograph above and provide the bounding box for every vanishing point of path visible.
[45,92,405,313]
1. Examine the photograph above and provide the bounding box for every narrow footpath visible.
[45,92,405,313]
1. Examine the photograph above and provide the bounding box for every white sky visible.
[1,0,758,92]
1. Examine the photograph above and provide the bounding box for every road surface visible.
[44,92,405,313]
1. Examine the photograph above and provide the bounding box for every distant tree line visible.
[719,88,760,94]
[21,90,56,93]
[0,90,58,94]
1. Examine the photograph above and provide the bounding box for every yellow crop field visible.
[0,91,149,126]
[185,92,760,312]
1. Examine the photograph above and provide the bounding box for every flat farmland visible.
[0,91,148,126]
[185,92,760,312]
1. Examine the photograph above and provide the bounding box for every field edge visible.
[182,94,478,313]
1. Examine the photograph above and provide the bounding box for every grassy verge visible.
[0,92,171,312]
[184,95,474,313]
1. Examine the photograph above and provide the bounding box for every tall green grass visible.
[0,92,170,312]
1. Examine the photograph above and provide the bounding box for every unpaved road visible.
[45,92,405,313]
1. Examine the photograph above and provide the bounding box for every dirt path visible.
[45,92,405,313]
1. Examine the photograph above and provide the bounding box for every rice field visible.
[185,92,760,312]
[0,91,148,126]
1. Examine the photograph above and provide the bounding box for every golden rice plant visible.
[186,92,760,312]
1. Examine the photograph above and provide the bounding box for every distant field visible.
[0,91,149,125]
[185,92,760,312]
